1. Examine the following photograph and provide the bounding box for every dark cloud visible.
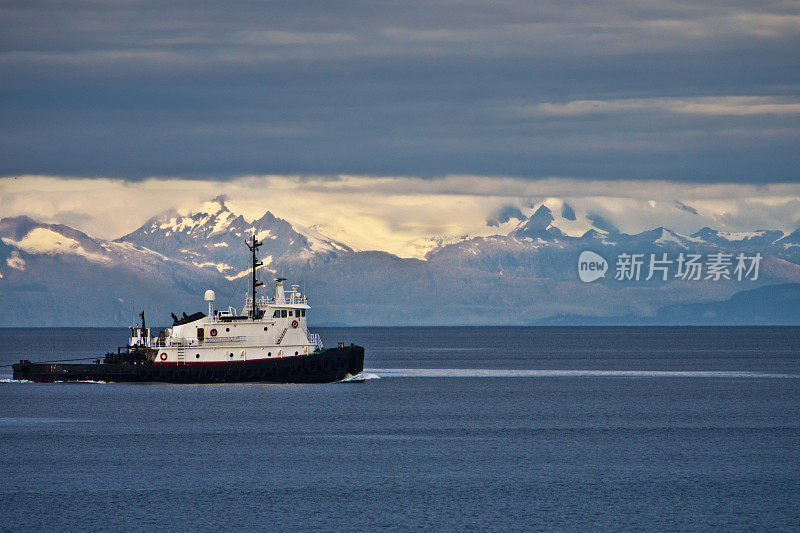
[0,1,798,181]
[586,213,620,234]
[674,201,699,215]
[487,204,525,226]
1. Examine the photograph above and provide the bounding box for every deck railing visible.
[151,331,321,349]
[307,333,323,350]
[244,293,308,308]
[202,336,247,344]
[152,336,246,347]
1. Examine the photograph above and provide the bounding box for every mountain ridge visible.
[2,197,799,326]
[117,196,353,278]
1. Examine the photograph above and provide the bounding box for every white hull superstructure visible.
[152,280,323,366]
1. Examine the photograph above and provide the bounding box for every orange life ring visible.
[160,352,168,361]
[210,328,218,337]
[291,320,299,328]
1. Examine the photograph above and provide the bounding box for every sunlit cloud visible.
[2,175,800,259]
[525,97,800,117]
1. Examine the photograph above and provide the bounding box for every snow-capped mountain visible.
[2,197,800,326]
[510,203,616,242]
[512,205,567,241]
[692,227,785,248]
[777,228,800,246]
[0,215,174,269]
[117,196,352,279]
[0,216,222,326]
[497,201,797,252]
[426,201,800,283]
[476,199,794,253]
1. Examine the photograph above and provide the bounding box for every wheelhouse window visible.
[281,310,287,318]
[288,310,293,317]
[301,309,306,317]
[273,310,280,318]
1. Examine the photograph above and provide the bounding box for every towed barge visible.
[13,236,364,383]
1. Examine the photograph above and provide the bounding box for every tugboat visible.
[12,236,364,383]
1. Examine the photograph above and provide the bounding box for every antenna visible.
[245,235,264,320]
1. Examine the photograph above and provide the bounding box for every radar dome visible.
[204,289,216,301]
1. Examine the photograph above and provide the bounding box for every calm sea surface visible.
[1,327,799,531]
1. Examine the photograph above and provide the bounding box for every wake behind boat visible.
[12,237,364,383]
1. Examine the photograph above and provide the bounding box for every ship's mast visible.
[245,235,264,320]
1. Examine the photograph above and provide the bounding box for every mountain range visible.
[1,197,799,326]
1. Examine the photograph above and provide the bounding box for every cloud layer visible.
[0,1,798,180]
[526,97,800,117]
[2,175,800,258]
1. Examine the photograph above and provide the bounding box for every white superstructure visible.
[134,236,323,367]
[146,278,323,366]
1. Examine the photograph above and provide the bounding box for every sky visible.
[1,0,799,180]
[0,1,799,255]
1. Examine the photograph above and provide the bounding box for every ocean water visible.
[1,326,799,531]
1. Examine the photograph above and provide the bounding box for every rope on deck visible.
[0,356,101,368]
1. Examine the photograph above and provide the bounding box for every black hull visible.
[12,345,364,384]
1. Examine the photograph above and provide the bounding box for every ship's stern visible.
[12,360,31,381]
[344,343,364,376]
